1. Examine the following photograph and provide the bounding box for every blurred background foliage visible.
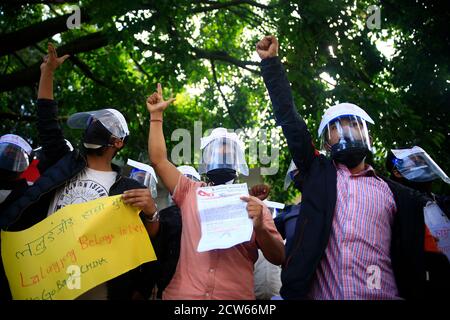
[1,0,449,202]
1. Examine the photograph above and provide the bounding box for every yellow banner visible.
[1,195,156,300]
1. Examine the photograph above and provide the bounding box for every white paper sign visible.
[424,201,450,262]
[196,183,252,252]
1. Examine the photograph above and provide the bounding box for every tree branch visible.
[0,9,90,57]
[69,56,111,88]
[192,47,259,74]
[191,0,273,13]
[2,0,77,5]
[129,53,152,81]
[210,59,248,132]
[0,32,109,92]
[0,112,36,122]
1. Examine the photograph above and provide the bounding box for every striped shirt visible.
[309,163,400,299]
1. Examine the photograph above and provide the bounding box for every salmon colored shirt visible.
[162,175,282,300]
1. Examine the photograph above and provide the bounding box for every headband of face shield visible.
[320,115,372,152]
[0,135,32,173]
[82,118,117,149]
[177,165,201,182]
[198,137,249,176]
[391,147,450,184]
[129,168,158,198]
[67,109,129,149]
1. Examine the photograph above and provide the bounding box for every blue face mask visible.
[401,166,435,182]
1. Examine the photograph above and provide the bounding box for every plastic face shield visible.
[67,109,129,139]
[198,137,249,176]
[283,160,299,190]
[129,168,158,198]
[320,115,372,153]
[0,143,30,172]
[391,147,450,184]
[177,165,201,182]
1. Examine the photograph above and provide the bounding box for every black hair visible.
[0,168,22,183]
[385,150,397,176]
[83,146,110,157]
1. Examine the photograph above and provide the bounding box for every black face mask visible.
[331,140,369,169]
[392,176,433,194]
[0,169,22,186]
[83,119,113,147]
[206,168,237,185]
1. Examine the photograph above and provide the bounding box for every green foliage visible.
[1,0,448,200]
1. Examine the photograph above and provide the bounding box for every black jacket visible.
[261,57,443,300]
[151,204,182,298]
[0,99,155,300]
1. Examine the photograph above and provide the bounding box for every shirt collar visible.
[335,162,381,180]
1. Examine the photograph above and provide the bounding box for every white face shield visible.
[283,160,298,190]
[127,159,158,198]
[67,109,129,139]
[391,147,450,184]
[0,134,32,173]
[320,115,372,154]
[129,169,158,198]
[198,128,248,176]
[198,137,249,175]
[318,103,374,155]
[177,165,201,182]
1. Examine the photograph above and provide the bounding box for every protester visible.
[0,134,33,216]
[257,35,433,299]
[386,146,450,296]
[1,43,159,300]
[0,134,33,300]
[146,83,284,299]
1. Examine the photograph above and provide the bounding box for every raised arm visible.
[146,83,181,194]
[257,36,319,174]
[37,43,71,167]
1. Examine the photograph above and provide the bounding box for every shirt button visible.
[205,292,210,297]
[209,269,214,273]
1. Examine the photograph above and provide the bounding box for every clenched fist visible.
[256,36,279,60]
[249,184,271,201]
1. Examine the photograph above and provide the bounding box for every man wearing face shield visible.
[0,135,33,212]
[258,35,432,300]
[386,147,450,296]
[146,83,284,299]
[1,44,159,300]
[198,127,249,185]
[0,134,33,301]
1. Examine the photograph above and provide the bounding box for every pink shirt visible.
[309,163,400,299]
[162,175,282,300]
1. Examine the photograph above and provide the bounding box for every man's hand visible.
[122,188,157,218]
[256,36,279,60]
[249,184,271,201]
[40,43,70,73]
[241,195,265,231]
[146,83,176,115]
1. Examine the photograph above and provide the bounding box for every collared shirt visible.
[309,163,400,299]
[163,175,282,300]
